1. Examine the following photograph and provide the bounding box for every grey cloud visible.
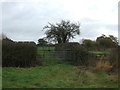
[104,24,118,31]
[81,18,100,23]
[2,2,72,43]
[79,18,118,41]
[2,2,118,43]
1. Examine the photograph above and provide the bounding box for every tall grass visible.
[95,60,113,72]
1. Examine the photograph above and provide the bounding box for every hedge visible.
[2,39,41,67]
[109,46,119,72]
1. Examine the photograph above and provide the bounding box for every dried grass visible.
[106,74,118,82]
[95,60,113,72]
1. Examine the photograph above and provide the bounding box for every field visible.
[2,47,118,88]
[2,63,118,88]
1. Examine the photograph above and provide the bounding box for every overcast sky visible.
[1,0,119,44]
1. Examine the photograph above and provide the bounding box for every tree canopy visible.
[38,38,48,46]
[82,39,96,48]
[96,34,118,48]
[43,20,80,44]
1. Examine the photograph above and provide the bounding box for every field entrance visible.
[37,47,63,63]
[37,46,75,65]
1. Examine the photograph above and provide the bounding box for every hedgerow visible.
[2,39,41,67]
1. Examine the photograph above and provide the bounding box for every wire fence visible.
[37,46,113,66]
[37,49,73,61]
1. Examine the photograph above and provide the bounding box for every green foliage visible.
[81,34,118,50]
[2,39,40,67]
[38,38,48,46]
[82,39,96,49]
[55,42,89,65]
[43,20,80,44]
[96,34,118,48]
